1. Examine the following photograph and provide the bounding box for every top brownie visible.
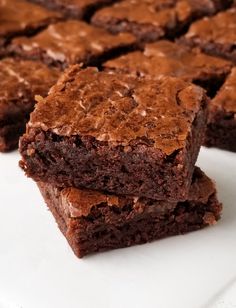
[9,20,136,69]
[0,0,61,51]
[180,8,236,63]
[28,0,118,19]
[20,66,208,201]
[92,0,230,42]
[104,40,232,97]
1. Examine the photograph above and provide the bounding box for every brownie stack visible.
[19,66,222,257]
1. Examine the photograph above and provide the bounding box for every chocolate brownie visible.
[37,167,222,258]
[180,9,236,63]
[9,20,136,69]
[104,40,232,97]
[0,0,61,54]
[0,58,60,152]
[205,68,236,152]
[28,0,119,19]
[19,66,208,201]
[92,0,231,42]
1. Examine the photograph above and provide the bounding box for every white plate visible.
[0,147,236,308]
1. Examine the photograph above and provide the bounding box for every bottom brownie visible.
[205,68,236,152]
[38,167,222,258]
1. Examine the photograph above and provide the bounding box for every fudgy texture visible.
[28,0,119,19]
[0,0,61,54]
[104,40,232,97]
[38,167,222,258]
[9,20,136,69]
[92,0,231,42]
[205,68,236,152]
[180,9,236,63]
[20,66,208,201]
[0,58,60,152]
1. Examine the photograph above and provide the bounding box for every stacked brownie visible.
[19,66,222,257]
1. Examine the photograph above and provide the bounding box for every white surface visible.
[0,147,236,308]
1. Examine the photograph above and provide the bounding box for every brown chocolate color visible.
[28,0,119,19]
[180,9,236,63]
[0,0,61,53]
[0,58,60,152]
[9,20,136,69]
[205,68,236,152]
[38,167,222,258]
[92,0,231,42]
[104,40,232,97]
[20,66,208,201]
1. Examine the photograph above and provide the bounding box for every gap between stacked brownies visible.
[1,0,236,257]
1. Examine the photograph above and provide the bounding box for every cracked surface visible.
[10,20,136,69]
[38,167,222,257]
[19,66,208,200]
[92,0,228,42]
[180,9,236,63]
[0,58,60,152]
[27,66,206,154]
[28,0,119,19]
[104,40,232,96]
[0,0,61,45]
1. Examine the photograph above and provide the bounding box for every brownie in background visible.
[9,20,136,69]
[0,58,59,152]
[205,68,236,152]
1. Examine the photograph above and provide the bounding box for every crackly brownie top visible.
[44,167,216,218]
[28,66,206,155]
[0,58,59,119]
[11,20,136,66]
[104,40,232,82]
[0,0,61,40]
[92,0,220,32]
[184,9,236,46]
[212,68,236,113]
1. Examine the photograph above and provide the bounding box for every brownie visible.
[28,0,119,19]
[180,9,236,63]
[205,68,236,152]
[0,58,60,152]
[37,167,222,258]
[9,20,136,69]
[0,0,61,54]
[19,66,208,201]
[92,0,231,42]
[103,40,232,97]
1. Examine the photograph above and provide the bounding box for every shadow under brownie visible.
[38,167,222,258]
[92,0,232,42]
[205,68,236,152]
[0,58,60,152]
[9,20,136,69]
[103,40,232,97]
[179,8,236,63]
[0,0,61,55]
[20,66,208,201]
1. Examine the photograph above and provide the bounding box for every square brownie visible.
[205,68,236,152]
[28,0,119,19]
[0,58,60,152]
[38,167,222,258]
[103,40,232,97]
[92,0,231,42]
[9,20,136,69]
[180,9,236,63]
[0,0,61,54]
[20,66,208,201]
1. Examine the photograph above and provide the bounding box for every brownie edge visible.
[37,167,222,258]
